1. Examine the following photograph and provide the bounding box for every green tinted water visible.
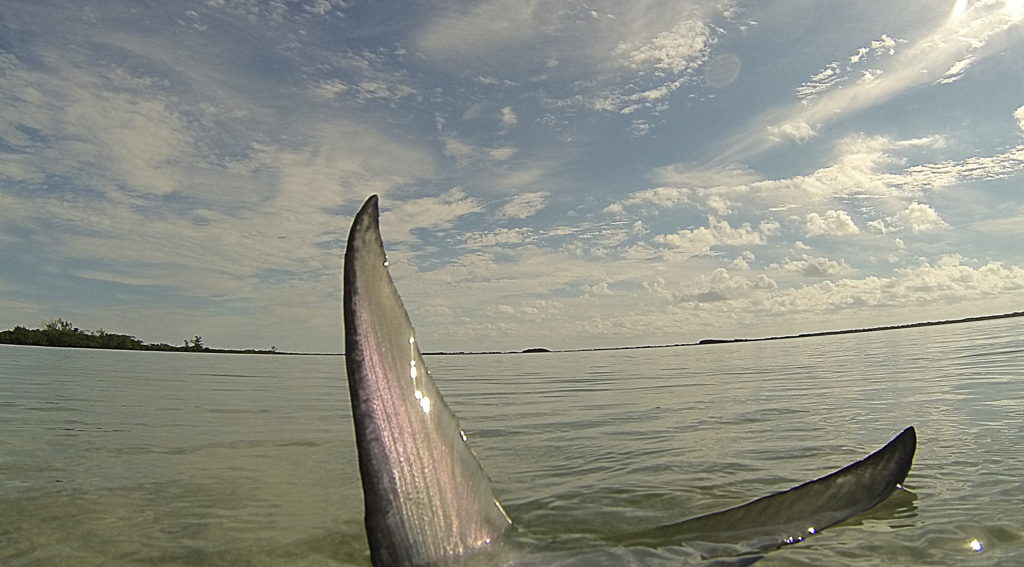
[2,317,1022,565]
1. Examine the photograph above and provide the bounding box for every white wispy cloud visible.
[797,34,905,100]
[463,227,534,248]
[381,189,483,242]
[0,59,196,197]
[724,0,1024,160]
[497,192,549,219]
[488,146,519,161]
[413,0,554,65]
[609,134,938,217]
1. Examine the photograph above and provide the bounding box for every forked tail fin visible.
[344,195,511,567]
[623,426,916,553]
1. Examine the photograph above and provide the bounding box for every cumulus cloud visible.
[762,255,1024,314]
[653,217,773,256]
[730,251,756,271]
[868,202,950,234]
[639,254,1024,338]
[891,202,949,233]
[805,209,861,237]
[1015,105,1024,132]
[783,255,851,278]
[648,267,779,304]
[684,268,760,302]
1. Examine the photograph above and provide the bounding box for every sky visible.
[1,0,1024,353]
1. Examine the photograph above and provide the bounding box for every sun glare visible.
[1004,0,1024,19]
[949,0,969,21]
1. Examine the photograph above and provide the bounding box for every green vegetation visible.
[0,319,280,354]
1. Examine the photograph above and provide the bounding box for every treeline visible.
[0,319,278,354]
[696,310,1024,346]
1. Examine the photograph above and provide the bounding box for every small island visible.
[0,319,280,354]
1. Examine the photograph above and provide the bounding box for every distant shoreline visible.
[2,310,1021,356]
[430,310,1024,355]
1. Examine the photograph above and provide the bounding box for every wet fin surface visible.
[623,426,916,552]
[344,195,511,567]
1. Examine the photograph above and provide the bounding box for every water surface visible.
[2,317,1022,565]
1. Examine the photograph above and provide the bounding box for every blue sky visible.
[1,0,1023,353]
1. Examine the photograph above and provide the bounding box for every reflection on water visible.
[2,317,1023,565]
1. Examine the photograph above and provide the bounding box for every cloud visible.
[723,1,1024,161]
[0,60,196,197]
[3,0,1023,353]
[651,162,760,187]
[488,147,519,161]
[895,145,1024,192]
[766,120,817,142]
[763,255,1024,314]
[679,268,770,302]
[0,22,446,351]
[938,55,976,84]
[604,187,690,214]
[796,62,845,99]
[653,217,773,256]
[611,133,953,220]
[783,255,851,278]
[497,192,549,219]
[413,0,553,64]
[805,210,861,237]
[617,18,711,75]
[380,189,483,242]
[500,106,518,127]
[798,34,904,99]
[463,227,533,248]
[442,135,479,163]
[889,202,949,234]
[637,254,1024,339]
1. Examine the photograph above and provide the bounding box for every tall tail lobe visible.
[344,195,511,567]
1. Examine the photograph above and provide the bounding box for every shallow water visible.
[2,316,1022,565]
